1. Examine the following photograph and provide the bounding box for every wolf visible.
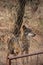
[20,25,36,65]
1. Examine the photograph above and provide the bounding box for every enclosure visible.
[0,0,43,65]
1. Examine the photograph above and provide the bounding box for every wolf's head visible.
[22,25,36,37]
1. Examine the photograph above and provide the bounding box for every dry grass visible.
[0,0,43,65]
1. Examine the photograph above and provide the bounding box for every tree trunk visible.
[13,0,26,36]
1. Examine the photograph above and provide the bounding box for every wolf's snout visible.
[32,33,36,37]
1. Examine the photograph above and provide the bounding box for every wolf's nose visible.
[34,34,36,37]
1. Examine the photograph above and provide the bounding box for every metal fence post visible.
[36,55,39,65]
[9,59,11,65]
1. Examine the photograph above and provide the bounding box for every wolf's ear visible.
[22,25,32,33]
[22,25,26,30]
